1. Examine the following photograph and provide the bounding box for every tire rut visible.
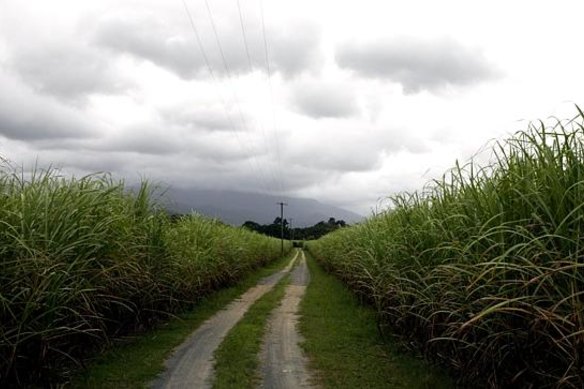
[150,250,300,389]
[259,250,315,388]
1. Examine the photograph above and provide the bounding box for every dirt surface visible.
[259,251,315,388]
[150,250,299,389]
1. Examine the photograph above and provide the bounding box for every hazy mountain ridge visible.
[161,188,364,227]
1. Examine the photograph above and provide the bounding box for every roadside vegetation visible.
[299,252,453,388]
[71,251,294,388]
[0,168,287,386]
[308,108,584,387]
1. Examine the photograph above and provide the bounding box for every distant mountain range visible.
[157,187,364,227]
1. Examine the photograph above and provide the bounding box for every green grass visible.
[212,274,292,388]
[308,107,584,387]
[71,251,295,388]
[299,252,453,389]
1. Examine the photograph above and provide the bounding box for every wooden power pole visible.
[277,202,288,255]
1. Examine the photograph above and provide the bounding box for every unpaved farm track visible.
[150,250,300,389]
[259,251,315,388]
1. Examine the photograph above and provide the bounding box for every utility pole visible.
[277,202,288,255]
[289,218,294,241]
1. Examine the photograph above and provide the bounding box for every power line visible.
[182,0,284,197]
[203,0,232,77]
[181,0,271,194]
[237,0,275,190]
[202,0,275,195]
[236,0,254,72]
[234,0,280,195]
[259,0,285,195]
[181,0,216,80]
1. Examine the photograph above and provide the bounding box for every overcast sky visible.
[1,0,583,214]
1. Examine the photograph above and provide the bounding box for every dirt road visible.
[259,250,315,388]
[150,250,300,389]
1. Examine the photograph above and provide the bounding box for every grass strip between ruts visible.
[212,273,291,388]
[70,250,295,388]
[299,252,454,389]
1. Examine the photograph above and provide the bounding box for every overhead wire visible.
[181,0,271,194]
[201,0,275,195]
[236,0,254,70]
[258,0,285,195]
[234,0,281,194]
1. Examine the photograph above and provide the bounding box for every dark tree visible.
[242,218,348,240]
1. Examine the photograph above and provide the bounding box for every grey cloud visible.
[94,16,203,79]
[336,37,499,93]
[161,106,234,132]
[285,129,381,172]
[292,145,380,172]
[94,14,321,79]
[20,122,184,156]
[282,121,428,174]
[89,123,254,162]
[0,72,98,141]
[16,140,321,200]
[106,127,184,155]
[18,134,260,192]
[133,154,329,196]
[27,138,89,151]
[292,82,358,119]
[191,112,231,131]
[178,131,265,162]
[253,161,337,193]
[9,44,122,102]
[43,150,131,174]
